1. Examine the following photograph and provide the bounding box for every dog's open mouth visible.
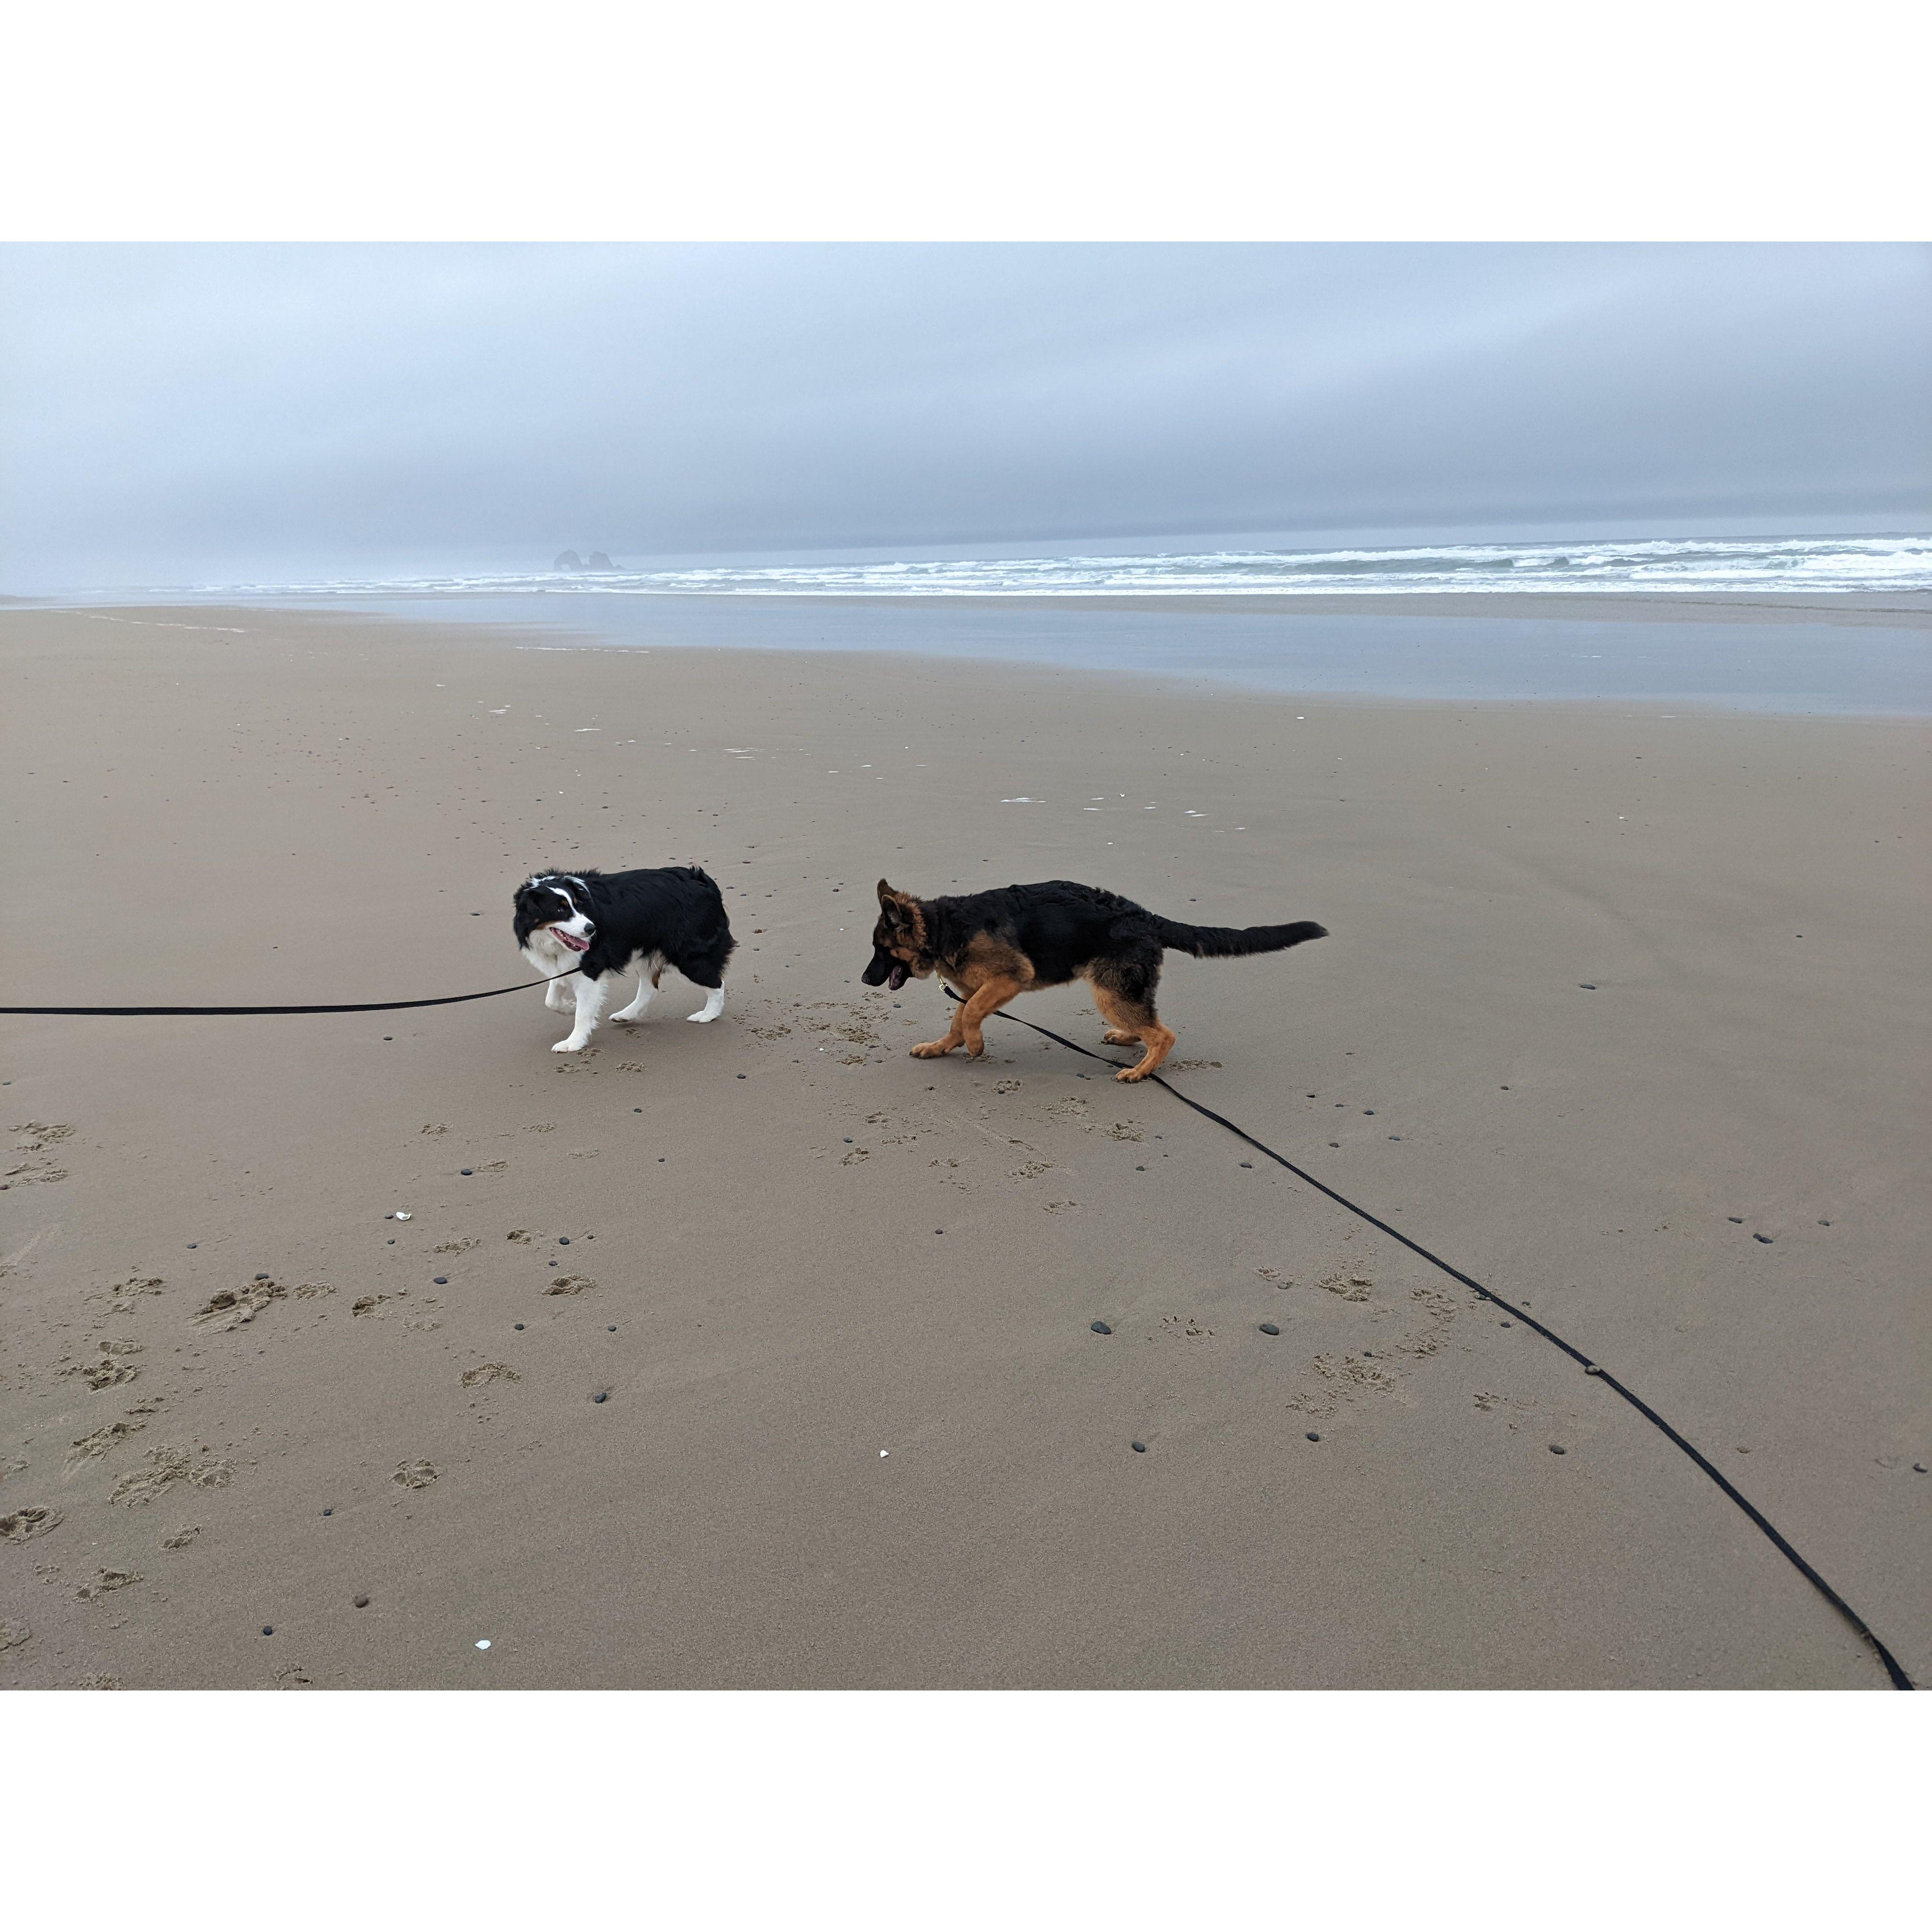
[886,963,908,991]
[549,927,591,953]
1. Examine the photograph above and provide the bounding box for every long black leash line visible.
[0,969,579,1018]
[947,987,1914,1690]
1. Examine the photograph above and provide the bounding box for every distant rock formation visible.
[586,552,617,572]
[552,550,583,571]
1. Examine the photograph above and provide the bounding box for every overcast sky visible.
[1,243,1925,588]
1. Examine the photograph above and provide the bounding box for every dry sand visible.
[1,603,1925,1688]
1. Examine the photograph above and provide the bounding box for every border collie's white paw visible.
[686,1010,719,1023]
[553,1035,590,1052]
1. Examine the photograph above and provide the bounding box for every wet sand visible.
[295,588,1932,713]
[1,603,1925,1687]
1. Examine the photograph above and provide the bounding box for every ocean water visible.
[196,532,1932,600]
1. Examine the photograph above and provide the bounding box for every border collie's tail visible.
[1155,916,1328,959]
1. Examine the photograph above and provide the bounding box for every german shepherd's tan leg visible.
[1092,984,1177,1083]
[911,977,1022,1060]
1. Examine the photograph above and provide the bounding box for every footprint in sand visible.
[68,1420,147,1464]
[0,1618,31,1654]
[65,1347,143,1391]
[392,1460,439,1490]
[77,1569,142,1601]
[544,1275,596,1297]
[0,1506,65,1543]
[96,1275,164,1312]
[1159,1313,1216,1342]
[460,1363,520,1388]
[1317,1271,1374,1302]
[195,1279,331,1329]
[506,1230,533,1245]
[161,1527,200,1551]
[110,1447,232,1506]
[351,1295,390,1317]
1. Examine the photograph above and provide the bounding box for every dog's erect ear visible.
[877,879,895,905]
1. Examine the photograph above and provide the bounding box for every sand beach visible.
[1,598,1926,1688]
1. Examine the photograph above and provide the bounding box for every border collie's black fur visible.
[514,866,735,1052]
[861,878,1325,1081]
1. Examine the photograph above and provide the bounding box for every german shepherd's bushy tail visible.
[1154,916,1328,959]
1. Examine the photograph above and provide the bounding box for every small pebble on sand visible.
[1753,1233,1773,1244]
[1131,1441,1147,1453]
[1091,1320,1112,1335]
[1259,1322,1280,1336]
[1306,1432,1321,1442]
[593,1391,608,1403]
[1550,1445,1567,1455]
[354,1595,370,1609]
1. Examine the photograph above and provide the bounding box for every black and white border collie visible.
[513,867,735,1052]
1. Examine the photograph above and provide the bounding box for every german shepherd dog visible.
[861,879,1326,1081]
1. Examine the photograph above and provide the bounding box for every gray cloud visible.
[1,243,1925,587]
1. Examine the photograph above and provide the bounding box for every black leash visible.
[946,987,1914,1689]
[0,968,578,1018]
